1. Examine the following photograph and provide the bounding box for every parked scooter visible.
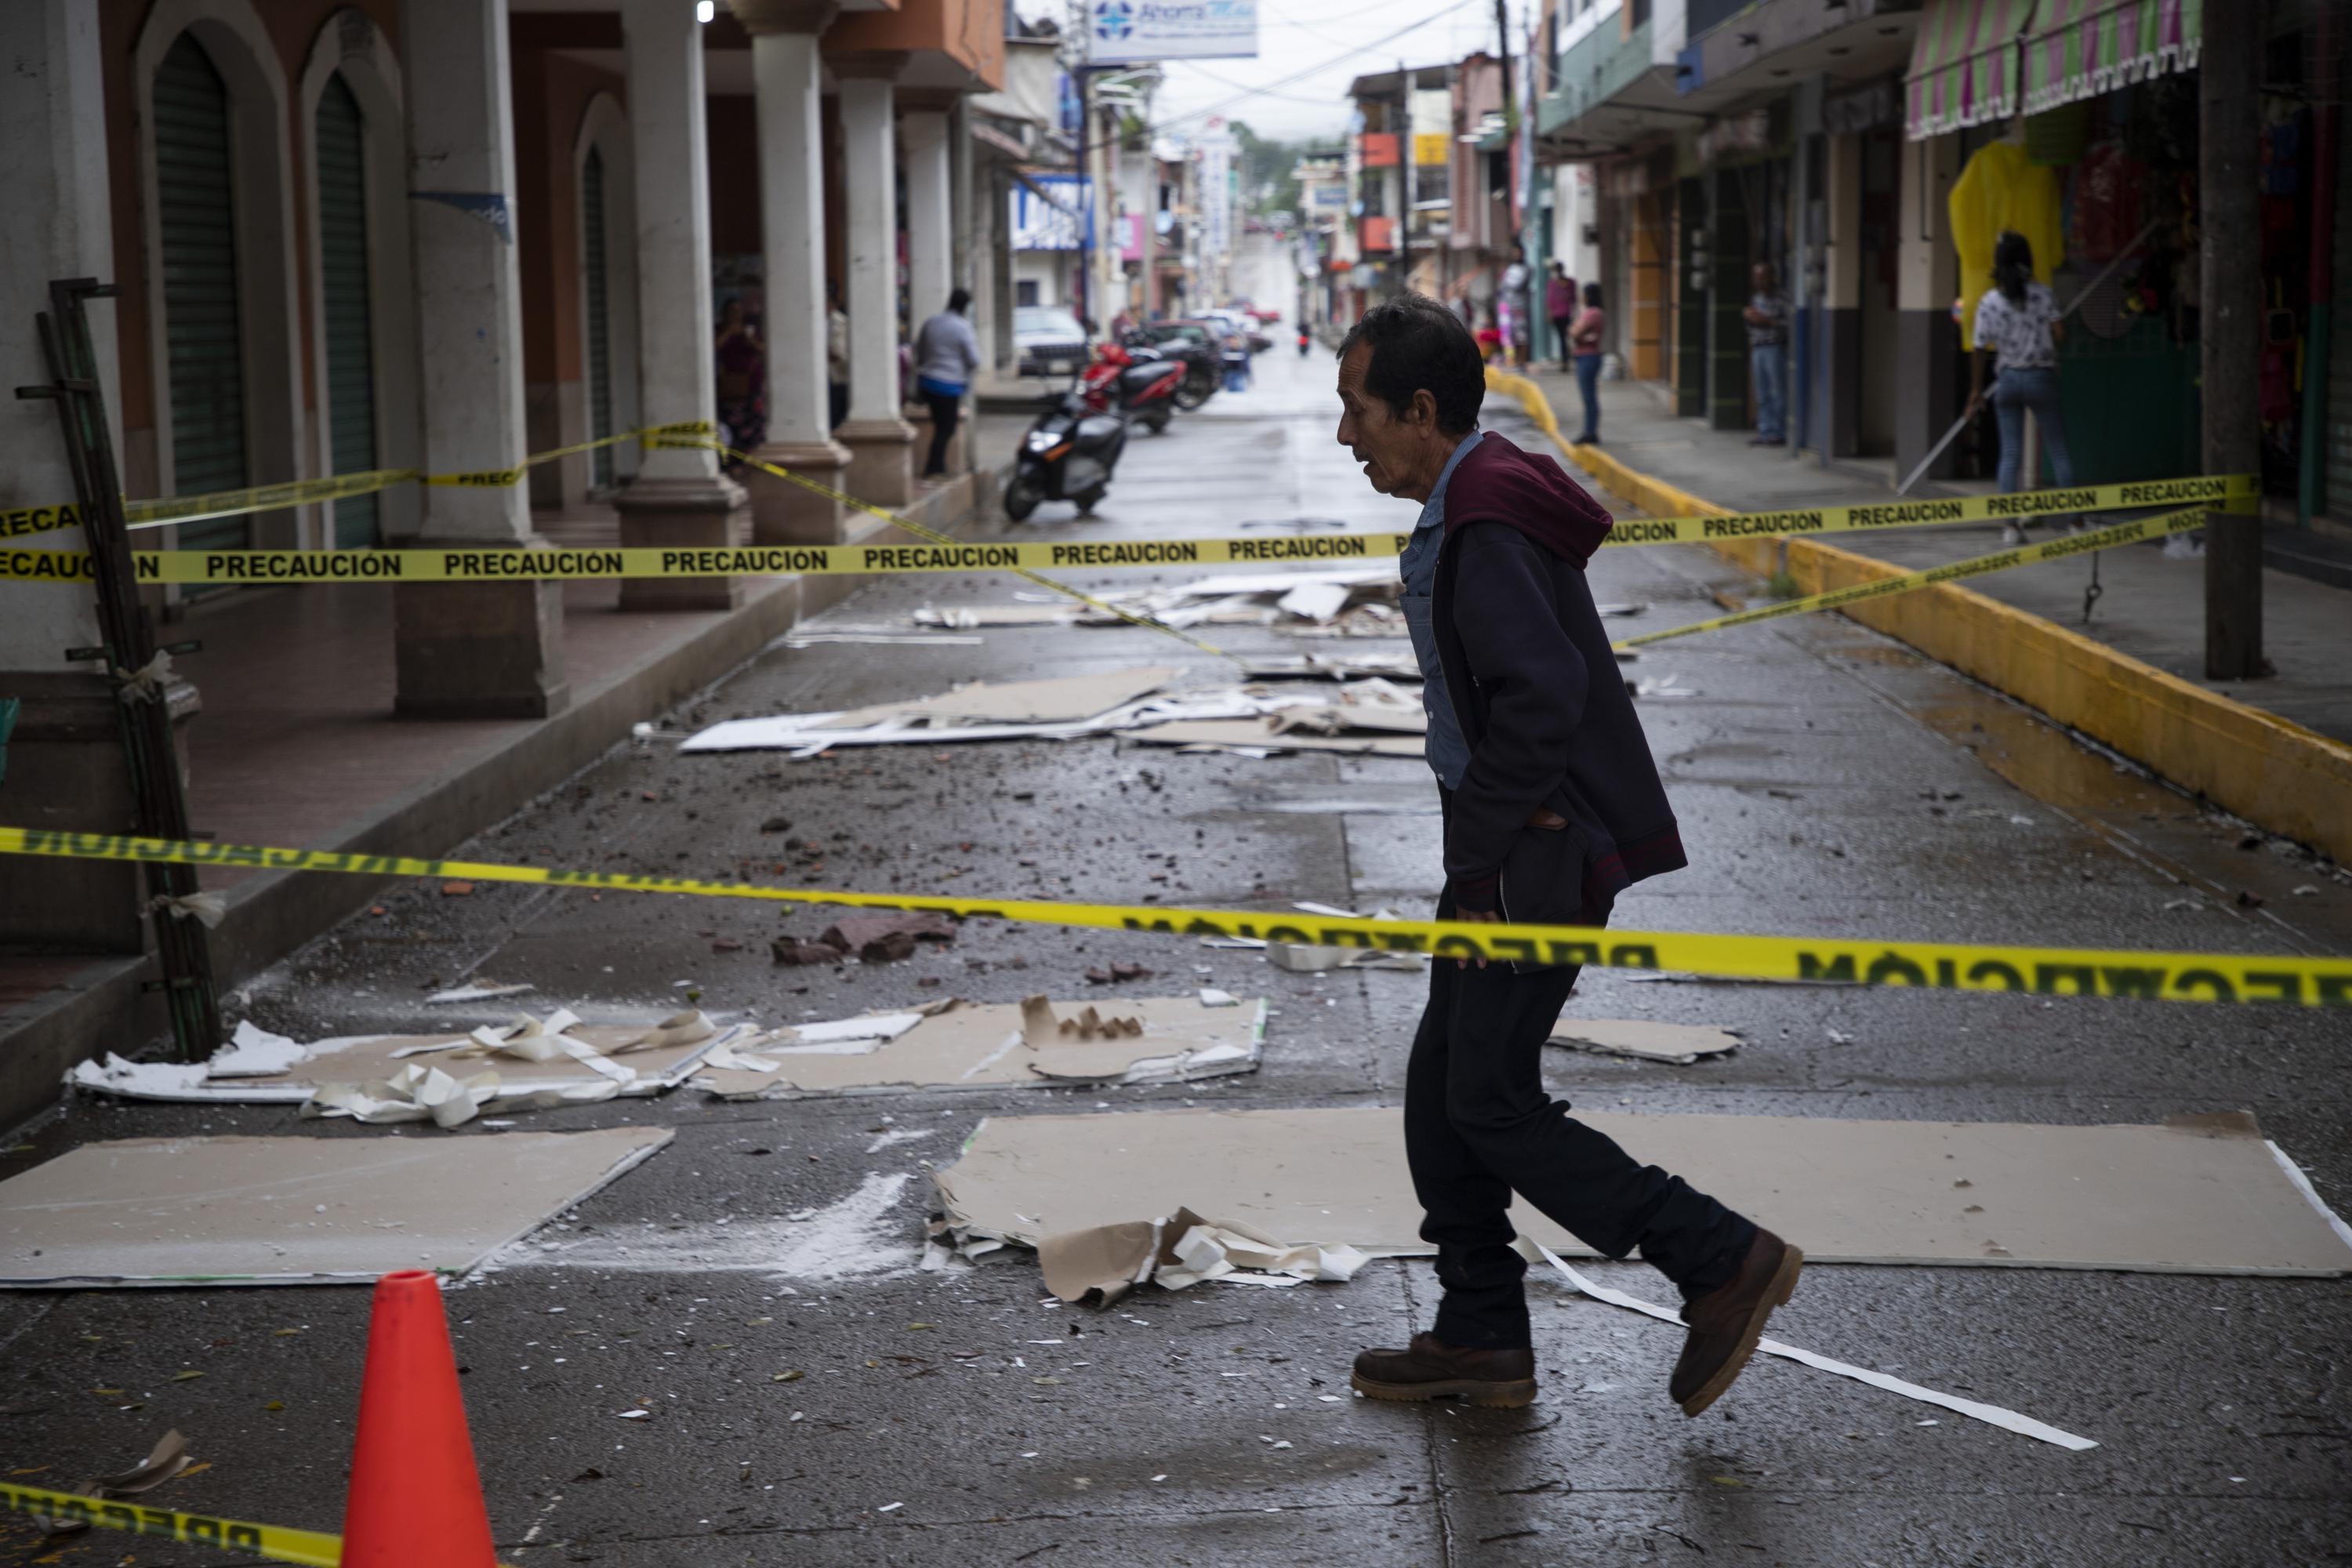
[1004,388,1128,522]
[1080,341,1185,434]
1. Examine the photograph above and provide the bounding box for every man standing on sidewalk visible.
[1334,293,1800,1415]
[1743,263,1789,447]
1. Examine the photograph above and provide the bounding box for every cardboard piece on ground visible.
[679,684,1309,756]
[1120,718,1425,757]
[1239,652,1422,682]
[0,1127,670,1287]
[1269,679,1428,736]
[828,667,1180,728]
[695,996,1265,1098]
[1034,1205,1370,1303]
[1549,1018,1740,1065]
[935,1105,2352,1276]
[69,1014,729,1111]
[38,1429,195,1538]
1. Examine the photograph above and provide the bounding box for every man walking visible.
[1743,262,1788,447]
[1334,294,1799,1415]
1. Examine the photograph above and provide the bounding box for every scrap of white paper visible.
[1534,1244,2096,1451]
[205,1022,310,1078]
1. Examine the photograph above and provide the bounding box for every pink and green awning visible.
[1906,0,2035,141]
[1907,0,2207,140]
[2021,0,2204,115]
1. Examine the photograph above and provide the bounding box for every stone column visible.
[832,66,915,506]
[617,0,750,611]
[900,104,960,474]
[735,0,851,543]
[0,0,196,951]
[396,0,567,717]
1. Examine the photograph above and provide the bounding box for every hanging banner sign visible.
[1087,0,1259,63]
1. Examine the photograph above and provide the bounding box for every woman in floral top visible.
[1965,231,2075,539]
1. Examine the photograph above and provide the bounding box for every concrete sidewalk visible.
[1490,370,2352,866]
[0,469,1000,1128]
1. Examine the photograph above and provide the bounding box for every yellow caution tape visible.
[1,537,1391,584]
[3,826,2343,1006]
[662,435,1231,659]
[1482,366,2254,543]
[0,1480,343,1568]
[1615,503,2230,649]
[5,473,2252,557]
[1588,472,2255,548]
[2,423,717,540]
[0,490,2251,593]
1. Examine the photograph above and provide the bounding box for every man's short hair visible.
[1336,293,1484,436]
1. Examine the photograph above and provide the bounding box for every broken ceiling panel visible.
[0,1127,670,1287]
[1549,1018,1741,1064]
[694,996,1265,1099]
[936,1105,2352,1277]
[68,1013,730,1123]
[677,678,1317,756]
[1118,719,1425,757]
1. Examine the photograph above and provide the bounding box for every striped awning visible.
[2022,0,2203,115]
[1905,0,2036,141]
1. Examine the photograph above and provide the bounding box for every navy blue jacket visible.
[1432,434,1687,917]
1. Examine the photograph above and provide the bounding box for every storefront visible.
[1903,0,2344,503]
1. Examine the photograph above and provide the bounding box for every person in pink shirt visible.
[1545,263,1577,371]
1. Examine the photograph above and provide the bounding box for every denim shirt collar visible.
[1414,430,1483,534]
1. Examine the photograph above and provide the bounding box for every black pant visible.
[829,382,848,430]
[1405,879,1756,1350]
[923,392,960,477]
[1552,317,1573,367]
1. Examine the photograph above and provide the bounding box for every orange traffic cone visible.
[340,1269,499,1566]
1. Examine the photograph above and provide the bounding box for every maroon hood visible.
[1441,432,1613,567]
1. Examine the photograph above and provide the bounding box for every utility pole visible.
[1074,64,1093,332]
[2201,0,2263,678]
[1492,0,1525,355]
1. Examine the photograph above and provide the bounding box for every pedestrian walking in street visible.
[713,296,765,463]
[1570,282,1606,444]
[1743,262,1788,446]
[1545,262,1577,372]
[913,288,982,480]
[1331,293,1801,1416]
[1965,230,2078,543]
[1500,243,1532,368]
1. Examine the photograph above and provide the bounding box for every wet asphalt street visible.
[6,348,2350,1566]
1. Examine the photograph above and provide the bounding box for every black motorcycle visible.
[1004,389,1128,522]
[1123,328,1219,412]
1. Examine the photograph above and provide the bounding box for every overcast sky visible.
[1021,0,1516,144]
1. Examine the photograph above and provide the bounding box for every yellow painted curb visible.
[1491,370,2352,866]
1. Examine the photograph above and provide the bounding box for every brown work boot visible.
[1669,1229,1803,1417]
[1351,1333,1537,1409]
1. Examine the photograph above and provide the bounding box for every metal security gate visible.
[315,71,379,548]
[583,147,615,491]
[154,33,249,552]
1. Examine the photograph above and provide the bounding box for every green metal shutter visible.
[582,147,615,490]
[316,71,379,548]
[154,33,249,552]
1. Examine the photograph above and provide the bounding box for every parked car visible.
[1202,309,1273,354]
[1014,307,1090,379]
[1157,314,1272,357]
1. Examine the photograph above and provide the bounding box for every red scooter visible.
[1080,342,1184,434]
